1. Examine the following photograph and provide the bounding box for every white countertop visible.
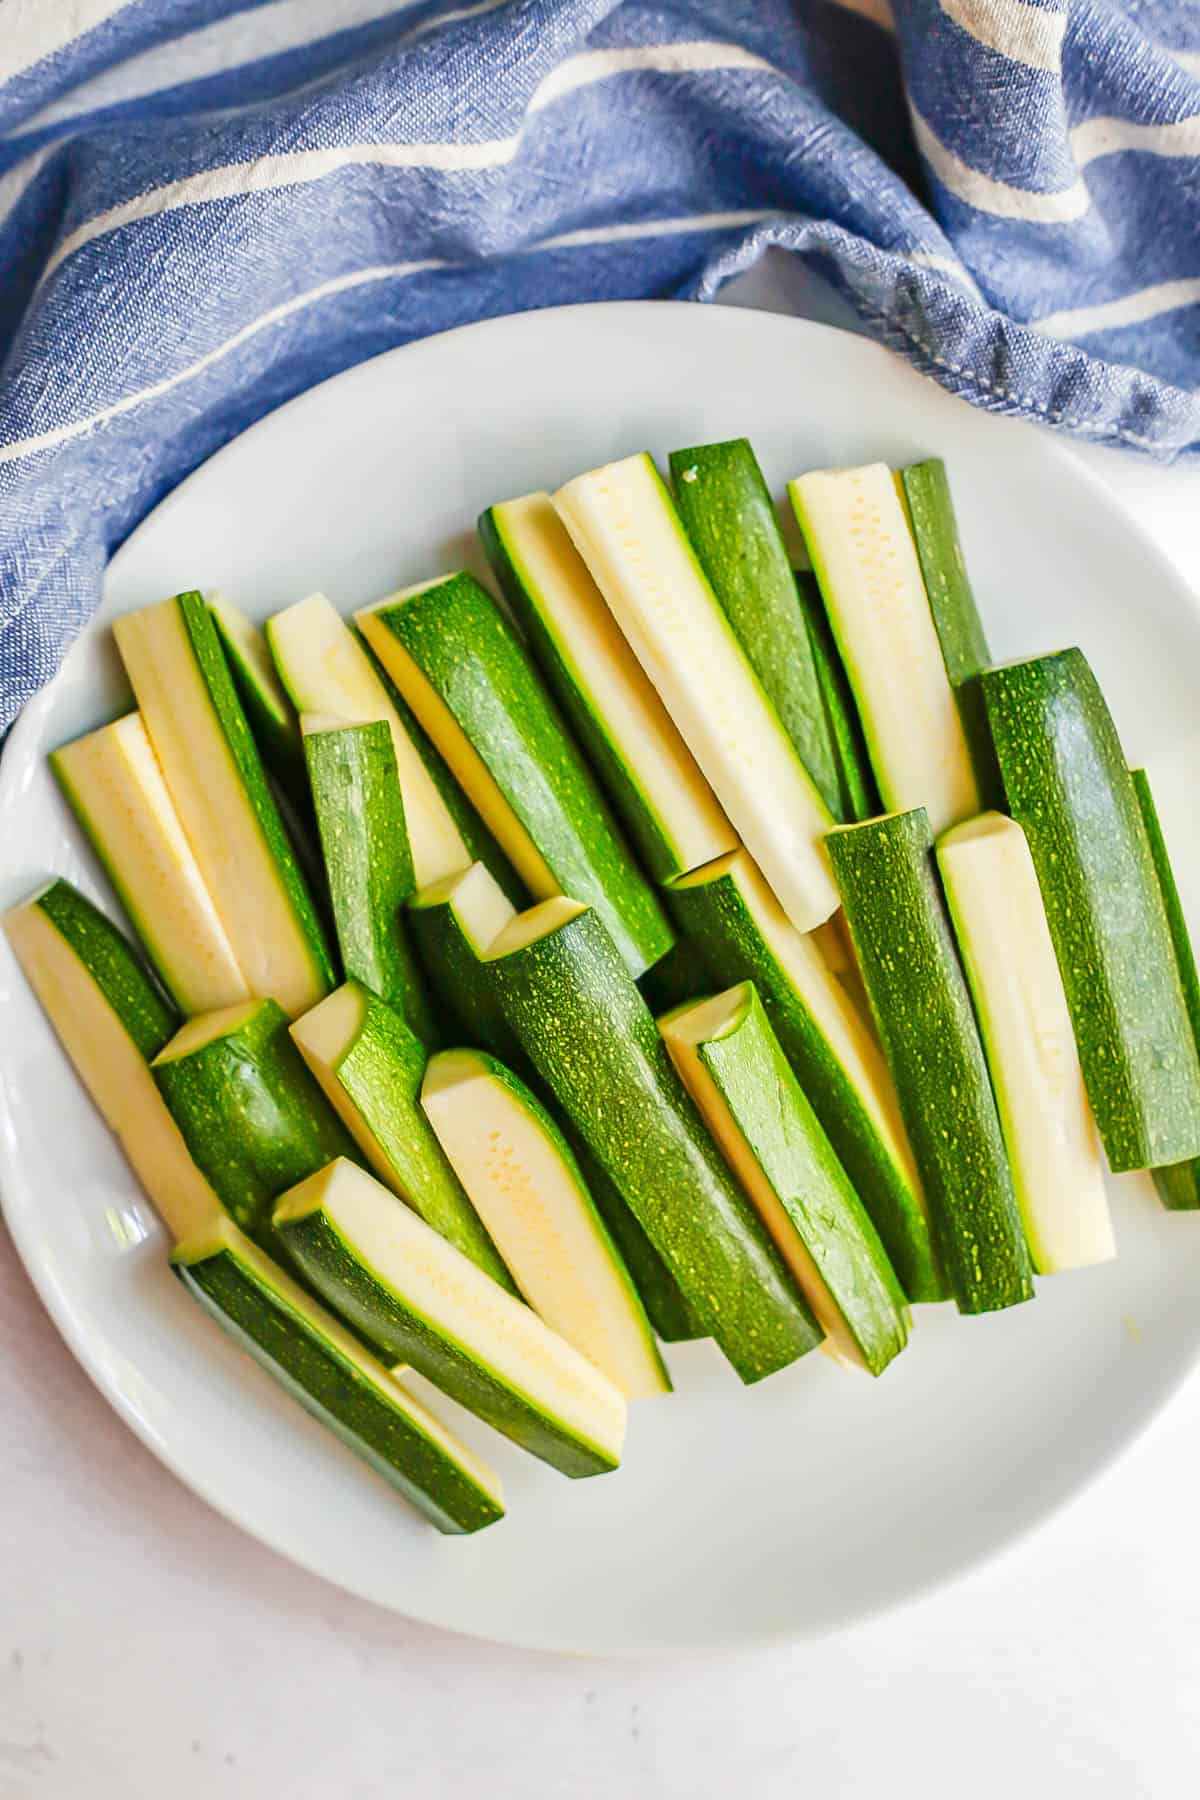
[4,266,1200,1798]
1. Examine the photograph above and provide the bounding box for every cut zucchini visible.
[937,814,1114,1271]
[667,849,939,1302]
[637,935,712,1017]
[981,650,1200,1172]
[275,1158,627,1478]
[668,439,841,815]
[268,592,505,894]
[50,712,249,1014]
[555,453,838,933]
[407,862,526,1071]
[661,984,909,1374]
[208,593,306,794]
[113,592,333,1017]
[421,1048,669,1396]
[4,881,220,1242]
[290,981,513,1288]
[794,573,880,823]
[789,464,979,835]
[302,717,438,1043]
[1131,769,1200,1210]
[827,809,1034,1315]
[483,897,822,1382]
[356,573,673,978]
[897,460,1001,806]
[152,997,359,1240]
[173,1216,504,1534]
[479,493,735,883]
[409,864,705,1341]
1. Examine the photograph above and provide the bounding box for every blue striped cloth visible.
[2,0,1198,731]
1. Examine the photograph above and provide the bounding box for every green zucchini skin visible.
[897,461,1001,807]
[794,574,880,824]
[172,592,336,996]
[407,882,530,1075]
[153,999,361,1239]
[692,986,909,1375]
[408,881,705,1340]
[277,1194,622,1479]
[487,907,823,1382]
[827,810,1034,1315]
[304,721,439,1044]
[479,502,690,885]
[666,860,941,1303]
[174,1224,504,1534]
[982,651,1200,1172]
[369,576,673,977]
[355,632,527,907]
[326,985,515,1288]
[667,440,841,816]
[637,936,713,1017]
[34,878,178,1056]
[1131,769,1200,1210]
[208,595,311,812]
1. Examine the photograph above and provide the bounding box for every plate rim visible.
[3,298,1199,1654]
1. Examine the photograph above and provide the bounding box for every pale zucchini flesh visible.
[937,814,1114,1272]
[827,809,1034,1316]
[274,1158,628,1479]
[5,884,221,1243]
[555,453,839,933]
[482,898,823,1382]
[173,1215,504,1534]
[266,593,473,890]
[666,849,939,1302]
[661,984,909,1375]
[290,981,515,1289]
[789,464,979,836]
[421,1048,669,1397]
[479,493,736,882]
[51,713,249,1014]
[113,592,333,1017]
[208,593,304,774]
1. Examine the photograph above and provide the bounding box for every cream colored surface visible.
[493,494,736,873]
[789,463,978,835]
[289,983,412,1196]
[937,813,1115,1272]
[153,997,262,1064]
[421,1049,667,1398]
[660,988,861,1369]
[4,900,220,1243]
[113,599,326,1017]
[267,593,470,887]
[356,593,559,900]
[275,1159,627,1459]
[52,713,248,1013]
[415,860,518,952]
[487,894,588,958]
[554,453,838,930]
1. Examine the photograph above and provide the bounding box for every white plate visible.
[2,303,1199,1654]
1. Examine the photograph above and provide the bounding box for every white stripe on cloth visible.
[0,141,57,229]
[4,0,421,137]
[911,104,1091,220]
[938,0,1065,74]
[907,247,984,297]
[528,41,774,113]
[1072,111,1200,166]
[0,210,783,465]
[37,40,788,284]
[1030,275,1200,337]
[0,0,138,87]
